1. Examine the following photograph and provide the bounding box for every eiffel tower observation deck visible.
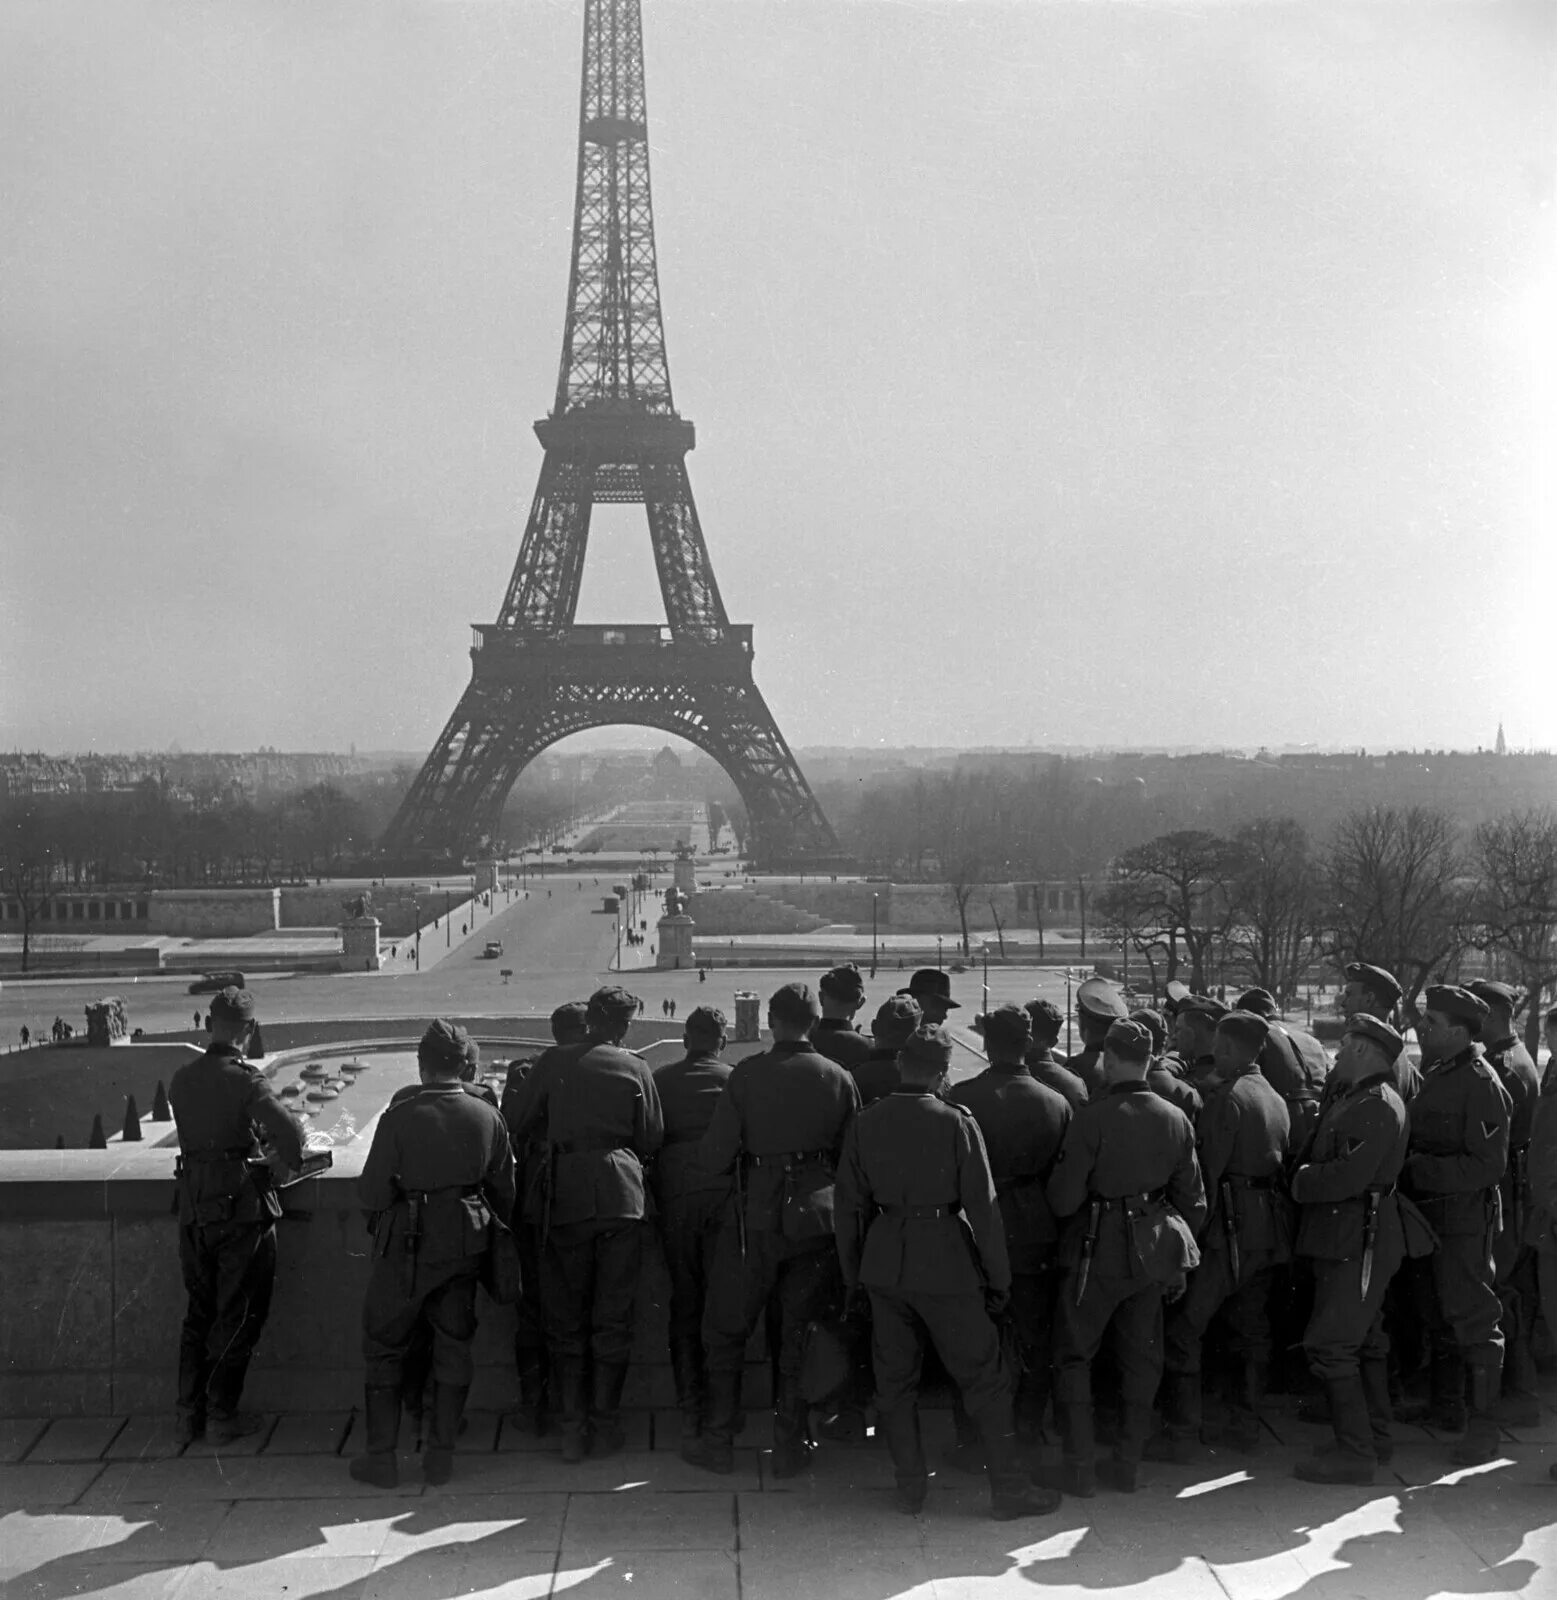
[383,0,839,868]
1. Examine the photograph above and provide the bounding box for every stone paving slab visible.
[26,1416,126,1463]
[0,1420,46,1464]
[183,1416,278,1459]
[0,1461,104,1507]
[105,1415,185,1463]
[264,1412,353,1456]
[80,1457,423,1505]
[560,1489,736,1551]
[553,1548,738,1599]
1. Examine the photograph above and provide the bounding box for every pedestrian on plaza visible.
[651,1006,735,1462]
[949,1004,1071,1457]
[1040,1018,1206,1497]
[350,1020,516,1488]
[836,1024,1060,1521]
[811,963,872,1071]
[1288,1014,1412,1484]
[19,1025,29,1046]
[1063,979,1131,1098]
[505,987,663,1462]
[168,987,303,1446]
[691,982,860,1477]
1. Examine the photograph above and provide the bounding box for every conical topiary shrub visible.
[122,1096,142,1141]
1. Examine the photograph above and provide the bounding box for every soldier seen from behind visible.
[949,1004,1071,1459]
[1402,984,1512,1465]
[1468,980,1543,1425]
[854,994,921,1108]
[811,963,872,1071]
[1341,962,1420,1100]
[651,1005,735,1463]
[169,986,303,1446]
[1042,1017,1206,1497]
[1238,986,1329,1141]
[1024,998,1090,1110]
[1287,1014,1413,1483]
[1150,1010,1290,1462]
[1132,1007,1201,1122]
[835,1025,1060,1520]
[506,986,663,1463]
[1173,994,1228,1097]
[1063,978,1130,1098]
[692,981,860,1477]
[350,1020,516,1488]
[498,1000,589,1438]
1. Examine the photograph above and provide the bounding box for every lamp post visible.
[413,897,421,970]
[936,934,943,972]
[871,893,879,979]
[445,889,451,947]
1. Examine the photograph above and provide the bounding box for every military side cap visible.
[550,1000,589,1031]
[1075,977,1128,1021]
[686,1004,728,1039]
[1128,1007,1167,1054]
[900,968,959,1009]
[1217,1009,1270,1049]
[819,962,866,1000]
[1467,980,1524,1013]
[1345,1012,1405,1061]
[1236,987,1278,1018]
[1025,997,1063,1030]
[1164,980,1192,1012]
[899,1024,955,1071]
[1177,993,1229,1020]
[872,994,922,1045]
[1424,984,1490,1025]
[979,1003,1032,1051]
[1344,962,1403,1006]
[209,986,256,1024]
[419,1017,470,1071]
[1104,1017,1153,1056]
[586,986,640,1028]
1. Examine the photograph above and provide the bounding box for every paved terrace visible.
[3,1395,1556,1599]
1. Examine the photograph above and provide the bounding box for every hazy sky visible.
[3,1,1554,758]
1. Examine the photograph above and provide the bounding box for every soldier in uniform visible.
[1042,1018,1206,1496]
[1403,984,1512,1465]
[506,987,663,1462]
[950,1004,1071,1453]
[1237,987,1328,1142]
[1173,994,1228,1097]
[1150,1010,1289,1460]
[1288,1014,1412,1483]
[812,964,873,1071]
[351,1020,516,1488]
[1132,1008,1201,1122]
[1341,962,1421,1100]
[498,999,589,1437]
[651,1005,734,1462]
[898,968,959,1027]
[1025,998,1089,1109]
[853,994,921,1107]
[169,987,303,1446]
[835,1025,1059,1520]
[692,982,860,1477]
[1467,980,1543,1424]
[1062,978,1130,1098]
[1527,1031,1557,1479]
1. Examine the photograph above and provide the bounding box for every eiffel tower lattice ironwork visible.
[383,0,838,863]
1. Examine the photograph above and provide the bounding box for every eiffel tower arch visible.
[382,0,838,867]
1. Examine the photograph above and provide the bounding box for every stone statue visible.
[342,889,375,920]
[85,996,130,1048]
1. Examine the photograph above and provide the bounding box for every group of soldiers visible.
[166,961,1557,1517]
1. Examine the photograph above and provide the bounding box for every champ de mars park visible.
[3,3,1556,1599]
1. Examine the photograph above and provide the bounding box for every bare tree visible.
[1324,805,1468,1014]
[1111,829,1244,990]
[1226,817,1321,999]
[1471,808,1557,1054]
[1093,874,1172,994]
[0,800,55,974]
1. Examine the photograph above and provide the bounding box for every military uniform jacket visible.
[699,1040,860,1240]
[1485,1035,1541,1216]
[1147,1059,1201,1122]
[811,1019,873,1072]
[1197,1067,1292,1255]
[1025,1048,1089,1110]
[948,1065,1070,1271]
[1063,1044,1105,1099]
[507,1040,663,1226]
[850,1045,900,1109]
[1047,1082,1207,1281]
[358,1081,516,1260]
[652,1051,733,1208]
[1526,1089,1557,1246]
[1290,1072,1408,1261]
[170,1043,303,1226]
[1405,1047,1512,1237]
[835,1089,1010,1295]
[1258,1026,1329,1135]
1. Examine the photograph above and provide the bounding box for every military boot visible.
[879,1405,928,1515]
[1144,1372,1203,1464]
[588,1362,630,1458]
[670,1337,706,1461]
[1293,1377,1375,1485]
[1032,1401,1096,1499]
[1098,1403,1151,1493]
[505,1347,549,1437]
[1222,1359,1265,1454]
[1498,1331,1542,1428]
[684,1369,738,1475]
[423,1381,468,1486]
[1399,1350,1466,1432]
[942,1392,986,1474]
[1359,1355,1395,1465]
[348,1385,402,1489]
[770,1378,813,1479]
[556,1359,590,1464]
[984,1426,1061,1520]
[1452,1360,1503,1467]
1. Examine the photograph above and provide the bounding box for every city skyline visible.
[4,2,1553,756]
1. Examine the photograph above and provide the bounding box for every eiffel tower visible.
[383,0,838,865]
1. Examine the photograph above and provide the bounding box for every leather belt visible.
[880,1203,956,1219]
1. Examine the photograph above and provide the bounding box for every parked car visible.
[189,970,246,994]
[482,940,504,959]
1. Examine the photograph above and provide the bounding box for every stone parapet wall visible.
[148,889,281,938]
